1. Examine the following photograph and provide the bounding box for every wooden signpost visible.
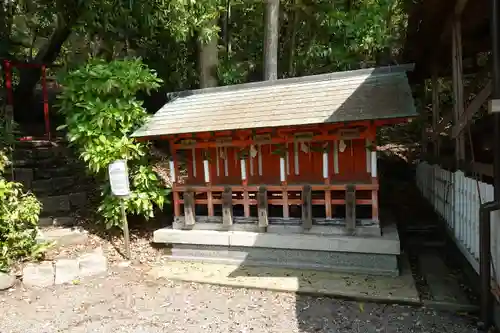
[108,160,131,259]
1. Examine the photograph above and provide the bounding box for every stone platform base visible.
[165,244,399,276]
[154,225,400,276]
[149,258,419,303]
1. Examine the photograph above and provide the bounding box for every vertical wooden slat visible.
[184,190,196,226]
[325,190,332,219]
[345,184,356,231]
[258,186,269,228]
[206,155,213,216]
[222,186,233,226]
[244,190,250,217]
[302,185,312,230]
[171,142,180,216]
[207,191,214,216]
[283,190,289,218]
[372,189,379,223]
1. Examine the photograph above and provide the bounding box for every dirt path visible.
[0,266,479,333]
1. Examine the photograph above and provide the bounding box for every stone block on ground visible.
[54,259,79,285]
[0,272,16,290]
[37,227,88,246]
[78,248,107,277]
[69,192,87,208]
[52,216,76,227]
[23,262,54,287]
[40,195,70,213]
[38,217,54,227]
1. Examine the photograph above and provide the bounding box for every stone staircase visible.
[9,138,95,226]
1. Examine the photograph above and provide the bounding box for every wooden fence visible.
[416,162,500,285]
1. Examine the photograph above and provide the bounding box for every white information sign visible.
[108,160,130,197]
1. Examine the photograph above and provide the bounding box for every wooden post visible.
[323,144,331,218]
[345,184,356,232]
[280,149,289,218]
[173,192,181,217]
[325,190,332,218]
[302,185,312,230]
[222,186,233,226]
[282,189,289,218]
[208,191,214,216]
[432,69,441,158]
[171,144,181,217]
[372,189,379,223]
[244,190,250,217]
[205,156,214,216]
[258,186,269,228]
[184,191,196,226]
[451,17,465,165]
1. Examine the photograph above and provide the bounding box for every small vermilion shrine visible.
[133,65,417,275]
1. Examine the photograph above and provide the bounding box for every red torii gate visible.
[2,59,51,140]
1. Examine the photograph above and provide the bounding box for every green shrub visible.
[0,151,46,272]
[57,58,169,229]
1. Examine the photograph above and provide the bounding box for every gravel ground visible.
[0,266,480,333]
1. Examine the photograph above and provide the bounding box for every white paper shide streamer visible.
[371,150,377,178]
[280,157,286,182]
[322,150,329,179]
[169,158,175,183]
[203,159,210,183]
[240,159,247,180]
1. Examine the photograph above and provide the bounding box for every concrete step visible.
[418,253,477,312]
[38,216,76,227]
[150,257,419,302]
[155,226,401,276]
[154,227,401,255]
[163,244,399,276]
[36,226,89,247]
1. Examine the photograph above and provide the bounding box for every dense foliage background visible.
[0,0,408,93]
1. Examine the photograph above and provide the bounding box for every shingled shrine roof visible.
[132,64,417,138]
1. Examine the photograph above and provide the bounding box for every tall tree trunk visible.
[223,0,232,60]
[198,20,219,88]
[14,13,77,125]
[263,0,279,81]
[287,0,299,77]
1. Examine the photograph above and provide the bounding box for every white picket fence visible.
[416,162,500,284]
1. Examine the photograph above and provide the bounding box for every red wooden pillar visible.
[280,143,289,219]
[41,65,50,140]
[171,142,181,217]
[240,152,250,217]
[323,142,332,218]
[368,128,379,222]
[204,150,214,216]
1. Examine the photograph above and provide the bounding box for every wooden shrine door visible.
[335,139,370,182]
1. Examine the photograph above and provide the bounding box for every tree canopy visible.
[1,0,408,96]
